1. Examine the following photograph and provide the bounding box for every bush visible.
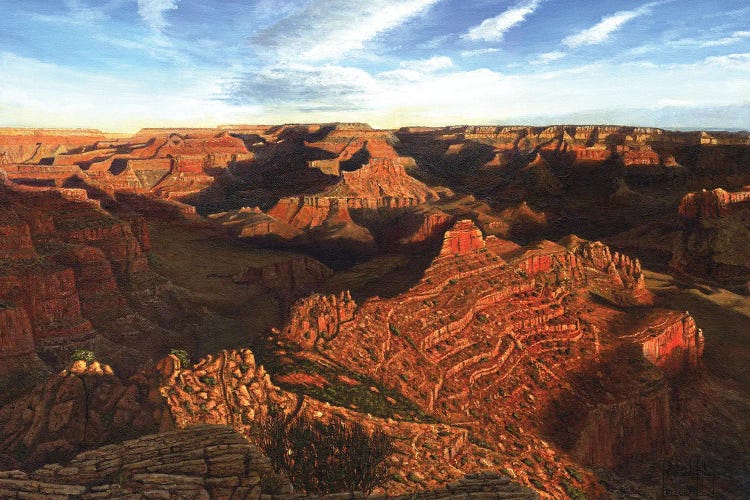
[169,349,191,369]
[259,413,395,495]
[71,349,96,363]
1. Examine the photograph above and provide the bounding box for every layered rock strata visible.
[275,220,701,481]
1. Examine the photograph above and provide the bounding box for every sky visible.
[1,0,749,131]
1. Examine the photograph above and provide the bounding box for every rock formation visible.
[232,255,333,304]
[678,187,750,219]
[271,220,702,486]
[0,425,278,499]
[0,426,537,499]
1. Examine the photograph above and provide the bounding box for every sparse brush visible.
[258,413,394,495]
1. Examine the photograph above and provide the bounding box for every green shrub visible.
[169,349,191,369]
[505,423,521,438]
[468,434,493,450]
[71,349,96,363]
[566,467,584,483]
[199,375,217,386]
[560,479,587,499]
[529,477,547,492]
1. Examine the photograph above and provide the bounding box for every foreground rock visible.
[0,425,537,499]
[0,425,278,499]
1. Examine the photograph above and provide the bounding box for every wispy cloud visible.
[226,63,376,111]
[461,48,500,58]
[28,0,109,26]
[563,2,664,48]
[251,0,440,62]
[401,56,453,72]
[670,30,750,48]
[533,51,567,64]
[463,0,543,42]
[137,0,180,32]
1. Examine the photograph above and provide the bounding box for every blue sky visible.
[1,0,749,131]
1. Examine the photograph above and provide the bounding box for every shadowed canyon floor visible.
[1,124,750,498]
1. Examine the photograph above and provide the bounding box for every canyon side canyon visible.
[0,124,749,498]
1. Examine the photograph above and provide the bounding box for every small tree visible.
[259,413,394,495]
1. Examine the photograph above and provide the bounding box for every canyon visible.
[0,124,749,498]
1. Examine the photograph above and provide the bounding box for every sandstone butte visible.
[678,186,750,218]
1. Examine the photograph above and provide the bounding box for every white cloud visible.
[463,0,543,42]
[252,0,440,62]
[671,31,750,48]
[226,51,750,128]
[460,48,500,58]
[534,51,567,64]
[28,0,108,25]
[703,52,750,70]
[137,0,180,32]
[563,2,663,48]
[3,48,750,131]
[380,57,453,82]
[400,56,453,72]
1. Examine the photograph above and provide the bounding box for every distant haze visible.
[1,0,749,132]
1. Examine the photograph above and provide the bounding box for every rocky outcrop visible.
[0,358,164,469]
[157,350,293,432]
[232,255,333,303]
[0,263,94,344]
[278,293,357,350]
[678,187,750,219]
[272,219,694,493]
[438,219,486,256]
[0,431,538,499]
[0,425,279,499]
[574,383,671,469]
[0,218,36,259]
[2,129,252,199]
[0,306,36,372]
[562,236,653,305]
[633,312,704,375]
